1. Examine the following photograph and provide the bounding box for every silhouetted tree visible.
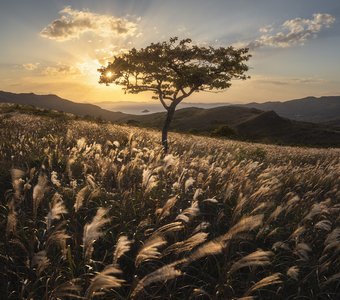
[98,37,251,152]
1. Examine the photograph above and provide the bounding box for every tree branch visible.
[156,81,170,110]
[175,86,198,105]
[158,92,169,110]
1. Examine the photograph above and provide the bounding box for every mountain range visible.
[243,96,340,123]
[0,90,339,147]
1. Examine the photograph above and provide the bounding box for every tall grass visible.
[0,109,339,299]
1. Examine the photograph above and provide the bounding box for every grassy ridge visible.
[0,109,339,299]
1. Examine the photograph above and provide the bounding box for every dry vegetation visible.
[0,109,339,299]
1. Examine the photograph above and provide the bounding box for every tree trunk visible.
[162,104,176,153]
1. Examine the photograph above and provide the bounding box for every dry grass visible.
[0,110,339,299]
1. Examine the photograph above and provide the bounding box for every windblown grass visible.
[0,109,339,299]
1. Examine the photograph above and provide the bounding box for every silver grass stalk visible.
[10,168,25,201]
[135,235,167,267]
[113,235,132,264]
[224,182,234,203]
[227,214,264,238]
[164,232,208,256]
[74,185,90,212]
[285,195,301,214]
[289,226,306,240]
[163,154,178,170]
[6,200,17,235]
[267,205,284,223]
[287,266,299,280]
[187,214,264,263]
[83,208,110,260]
[86,174,97,189]
[176,201,200,223]
[10,168,25,181]
[130,263,182,299]
[303,199,331,221]
[229,250,274,274]
[85,265,125,299]
[46,229,71,258]
[320,272,340,288]
[323,227,340,253]
[272,241,290,251]
[49,279,82,300]
[315,220,332,232]
[193,188,203,201]
[151,221,184,236]
[46,193,68,230]
[294,243,312,261]
[191,288,212,299]
[51,171,61,187]
[244,273,282,296]
[193,221,210,234]
[186,240,224,263]
[251,202,272,215]
[31,250,50,275]
[142,168,158,194]
[231,194,247,222]
[156,195,178,221]
[32,174,48,219]
[184,177,195,192]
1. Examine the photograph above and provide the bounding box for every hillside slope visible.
[0,90,132,121]
[135,106,264,130]
[1,91,340,147]
[134,106,340,147]
[236,110,340,146]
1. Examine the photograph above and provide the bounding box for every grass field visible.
[0,108,339,299]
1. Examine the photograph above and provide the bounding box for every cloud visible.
[40,6,138,41]
[254,75,326,86]
[41,63,80,76]
[259,25,273,34]
[22,63,40,71]
[248,13,335,49]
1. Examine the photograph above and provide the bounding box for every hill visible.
[1,91,340,147]
[242,96,340,123]
[0,90,132,122]
[134,106,340,147]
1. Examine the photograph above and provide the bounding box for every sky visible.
[0,0,340,104]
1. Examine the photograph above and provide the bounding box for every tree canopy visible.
[98,37,251,110]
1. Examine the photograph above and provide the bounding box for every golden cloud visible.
[40,6,138,41]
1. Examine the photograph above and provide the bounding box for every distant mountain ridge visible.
[95,95,340,123]
[0,91,339,147]
[242,96,340,123]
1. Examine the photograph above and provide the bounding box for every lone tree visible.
[98,37,251,152]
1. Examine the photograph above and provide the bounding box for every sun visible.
[106,71,113,78]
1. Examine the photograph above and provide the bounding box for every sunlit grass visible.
[0,107,339,299]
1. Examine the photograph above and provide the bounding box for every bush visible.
[211,124,236,137]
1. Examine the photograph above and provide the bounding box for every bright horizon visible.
[1,0,340,104]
